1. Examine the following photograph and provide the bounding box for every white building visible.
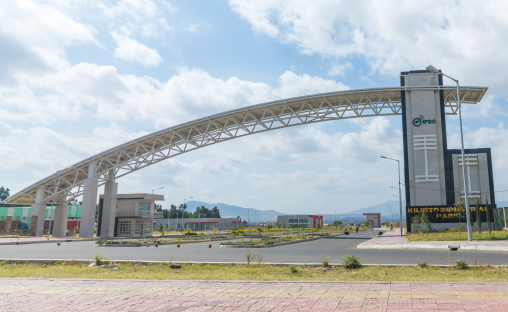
[277,215,323,228]
[98,193,164,238]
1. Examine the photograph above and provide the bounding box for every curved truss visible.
[3,86,487,205]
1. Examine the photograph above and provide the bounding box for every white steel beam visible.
[2,86,487,205]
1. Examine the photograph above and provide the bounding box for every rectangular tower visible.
[401,70,449,207]
[401,70,496,231]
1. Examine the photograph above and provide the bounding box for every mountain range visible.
[184,199,406,223]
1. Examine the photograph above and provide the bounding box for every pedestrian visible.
[355,224,359,234]
[390,223,393,231]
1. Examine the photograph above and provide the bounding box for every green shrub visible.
[289,265,298,274]
[456,259,468,270]
[418,262,428,268]
[341,254,361,269]
[93,252,108,266]
[321,254,330,268]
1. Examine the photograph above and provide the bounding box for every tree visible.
[486,196,492,234]
[169,204,178,218]
[475,201,482,234]
[333,220,342,229]
[0,186,10,202]
[211,206,220,218]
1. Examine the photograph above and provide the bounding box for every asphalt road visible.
[1,230,507,265]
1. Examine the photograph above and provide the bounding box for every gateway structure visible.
[401,70,495,231]
[1,68,493,235]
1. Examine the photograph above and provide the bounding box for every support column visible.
[80,161,98,238]
[100,169,118,238]
[52,203,68,237]
[30,186,46,237]
[5,216,13,234]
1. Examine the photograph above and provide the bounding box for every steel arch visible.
[3,86,487,205]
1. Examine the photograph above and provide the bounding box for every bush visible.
[418,262,428,268]
[456,259,468,270]
[321,254,330,268]
[93,252,108,266]
[245,250,255,265]
[289,265,298,274]
[341,254,361,269]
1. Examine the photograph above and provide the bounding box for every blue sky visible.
[1,0,508,214]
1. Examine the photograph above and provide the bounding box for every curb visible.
[1,258,507,268]
[357,243,508,252]
[0,238,97,245]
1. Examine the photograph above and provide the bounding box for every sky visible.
[1,0,508,214]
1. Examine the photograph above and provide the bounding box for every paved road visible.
[1,278,507,311]
[2,230,507,265]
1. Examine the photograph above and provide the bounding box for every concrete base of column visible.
[53,204,68,237]
[100,180,118,238]
[80,177,98,238]
[30,203,46,237]
[5,216,13,234]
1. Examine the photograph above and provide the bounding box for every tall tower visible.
[400,70,495,231]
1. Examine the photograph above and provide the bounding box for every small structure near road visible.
[363,213,381,228]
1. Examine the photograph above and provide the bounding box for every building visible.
[0,205,82,235]
[277,215,323,228]
[98,193,164,238]
[363,213,381,228]
[401,70,495,231]
[153,217,242,232]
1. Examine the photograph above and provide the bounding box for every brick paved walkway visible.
[357,229,508,252]
[1,278,507,311]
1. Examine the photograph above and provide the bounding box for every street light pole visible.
[182,196,193,231]
[381,156,403,237]
[426,65,472,242]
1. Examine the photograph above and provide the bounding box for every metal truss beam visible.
[3,86,487,205]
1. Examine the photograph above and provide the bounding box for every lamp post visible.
[381,156,403,237]
[182,196,193,231]
[426,65,472,242]
[152,186,164,194]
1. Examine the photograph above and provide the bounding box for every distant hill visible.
[184,201,282,222]
[182,199,505,224]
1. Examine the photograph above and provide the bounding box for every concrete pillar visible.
[100,169,118,238]
[5,216,13,234]
[80,161,98,238]
[30,186,46,236]
[52,203,68,237]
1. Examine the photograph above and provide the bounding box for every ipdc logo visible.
[412,115,436,127]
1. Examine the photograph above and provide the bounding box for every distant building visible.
[363,213,381,228]
[277,215,323,228]
[153,217,242,231]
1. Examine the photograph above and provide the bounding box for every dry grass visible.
[407,230,508,241]
[1,261,507,282]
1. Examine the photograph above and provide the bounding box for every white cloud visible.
[112,32,162,66]
[99,0,174,37]
[0,0,97,82]
[229,0,508,98]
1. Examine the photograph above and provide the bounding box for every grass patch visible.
[1,262,507,282]
[407,230,508,241]
[221,235,322,246]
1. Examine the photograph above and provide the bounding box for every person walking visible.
[390,223,393,231]
[355,224,359,234]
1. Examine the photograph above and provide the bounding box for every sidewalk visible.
[357,229,508,252]
[1,278,507,311]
